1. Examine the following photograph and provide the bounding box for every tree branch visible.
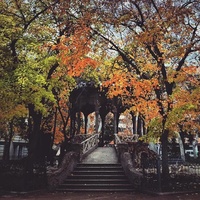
[92,28,141,75]
[24,0,60,30]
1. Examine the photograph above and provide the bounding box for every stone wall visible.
[116,143,143,191]
[47,151,79,190]
[120,152,143,190]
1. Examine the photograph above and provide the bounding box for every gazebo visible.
[69,81,126,146]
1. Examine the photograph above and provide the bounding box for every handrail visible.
[114,134,122,145]
[81,134,97,145]
[81,133,99,155]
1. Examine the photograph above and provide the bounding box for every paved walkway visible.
[1,190,200,200]
[82,147,118,164]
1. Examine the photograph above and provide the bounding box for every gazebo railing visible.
[118,134,139,143]
[114,134,139,147]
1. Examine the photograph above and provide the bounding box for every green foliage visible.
[140,117,162,143]
[14,52,57,113]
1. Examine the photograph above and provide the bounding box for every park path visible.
[81,146,119,164]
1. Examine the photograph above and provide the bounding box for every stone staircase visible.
[57,163,133,192]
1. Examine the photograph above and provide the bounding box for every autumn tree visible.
[0,0,97,164]
[0,0,58,163]
[90,0,200,178]
[0,6,29,160]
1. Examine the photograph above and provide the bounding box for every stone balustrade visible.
[114,133,143,191]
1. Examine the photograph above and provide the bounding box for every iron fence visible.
[140,158,200,192]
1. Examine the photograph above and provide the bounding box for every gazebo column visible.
[134,112,139,135]
[99,116,105,147]
[95,100,100,134]
[77,112,81,135]
[84,114,88,135]
[113,106,118,135]
[139,117,144,136]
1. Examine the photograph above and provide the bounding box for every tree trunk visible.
[161,129,169,180]
[3,138,10,161]
[3,121,14,161]
[52,107,57,147]
[177,132,185,161]
[28,104,43,165]
[70,110,76,138]
[3,141,8,161]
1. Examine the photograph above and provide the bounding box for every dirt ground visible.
[1,191,200,200]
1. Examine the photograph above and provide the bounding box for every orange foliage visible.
[103,68,161,127]
[103,72,130,98]
[52,23,97,77]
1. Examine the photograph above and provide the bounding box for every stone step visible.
[64,178,129,184]
[57,188,133,192]
[73,164,124,174]
[57,163,133,192]
[77,163,121,167]
[66,174,127,179]
[75,166,122,171]
[59,183,133,189]
[71,170,125,175]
